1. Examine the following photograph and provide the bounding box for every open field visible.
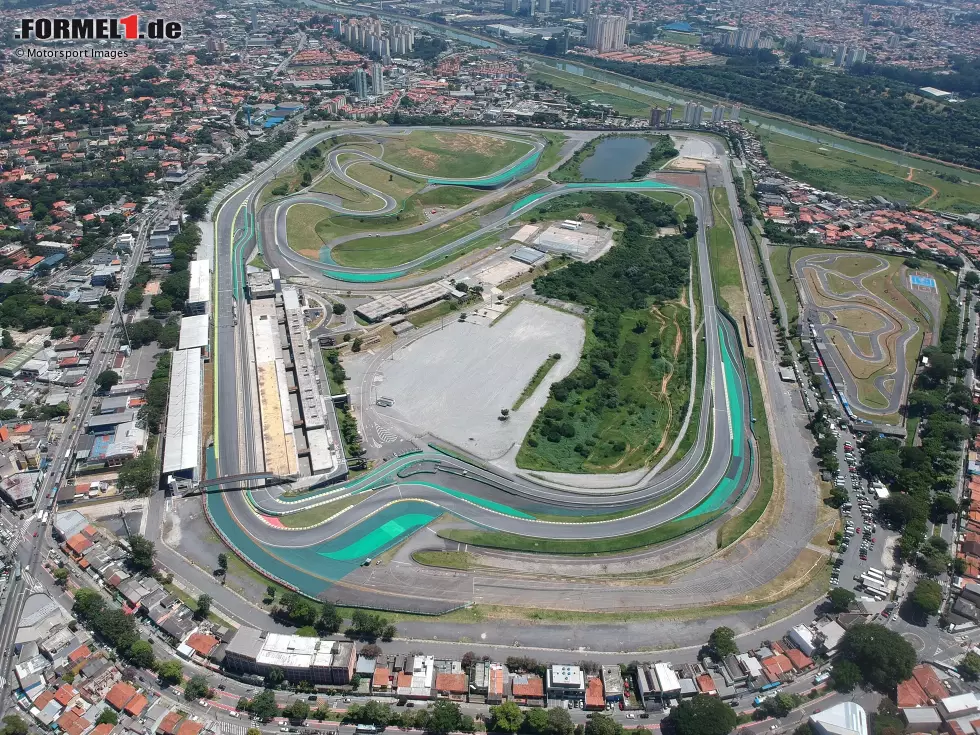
[330,215,482,269]
[532,132,570,175]
[767,246,799,329]
[707,188,741,312]
[416,186,484,208]
[660,30,701,45]
[531,66,674,118]
[756,128,980,212]
[380,130,533,178]
[285,203,329,258]
[311,174,384,211]
[346,162,425,203]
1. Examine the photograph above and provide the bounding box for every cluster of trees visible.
[140,351,172,433]
[183,132,296,220]
[323,350,348,391]
[583,57,980,169]
[809,410,843,503]
[274,593,344,635]
[344,700,473,734]
[525,194,689,450]
[866,340,970,563]
[118,454,159,495]
[631,135,679,179]
[0,281,107,333]
[832,623,916,692]
[346,610,396,642]
[126,534,156,570]
[125,264,153,311]
[337,405,366,466]
[72,588,156,666]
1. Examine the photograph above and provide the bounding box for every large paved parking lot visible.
[374,301,584,459]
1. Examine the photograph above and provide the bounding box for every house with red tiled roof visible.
[175,719,203,735]
[57,710,90,735]
[897,676,930,708]
[696,674,717,695]
[105,681,137,711]
[372,668,391,692]
[184,632,219,658]
[511,675,545,706]
[91,724,114,735]
[785,648,814,672]
[53,684,78,708]
[124,693,148,717]
[761,654,794,683]
[584,677,605,710]
[912,664,948,701]
[157,712,182,735]
[435,673,467,701]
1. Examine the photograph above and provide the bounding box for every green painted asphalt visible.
[678,323,749,520]
[322,269,407,282]
[321,511,439,561]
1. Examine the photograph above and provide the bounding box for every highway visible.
[198,126,817,614]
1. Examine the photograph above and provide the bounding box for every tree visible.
[184,674,211,701]
[318,601,343,634]
[127,534,155,570]
[217,553,229,575]
[285,700,310,722]
[52,567,69,587]
[525,709,550,734]
[332,303,347,315]
[1,331,13,350]
[828,587,856,613]
[707,626,738,658]
[546,707,575,735]
[249,690,280,720]
[265,585,277,602]
[932,493,960,522]
[344,701,394,729]
[910,578,943,617]
[50,325,67,339]
[96,370,120,392]
[360,644,383,659]
[961,651,980,682]
[758,693,796,719]
[489,702,525,733]
[426,701,464,735]
[127,639,156,669]
[195,594,212,620]
[0,716,27,735]
[118,453,158,495]
[583,713,622,735]
[838,623,916,691]
[664,694,737,735]
[157,660,183,685]
[96,710,119,726]
[964,271,980,289]
[830,660,861,693]
[265,666,285,687]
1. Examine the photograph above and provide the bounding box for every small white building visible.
[810,702,867,735]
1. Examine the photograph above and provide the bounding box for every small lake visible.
[578,137,653,181]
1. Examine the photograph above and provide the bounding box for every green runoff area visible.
[790,247,952,422]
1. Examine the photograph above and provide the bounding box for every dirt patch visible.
[433,132,509,155]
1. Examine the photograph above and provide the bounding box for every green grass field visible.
[767,246,799,329]
[346,162,425,203]
[331,216,482,269]
[515,299,692,474]
[380,130,533,178]
[416,186,484,208]
[756,128,980,213]
[707,188,741,311]
[660,30,702,45]
[311,174,384,211]
[532,132,570,175]
[530,65,677,119]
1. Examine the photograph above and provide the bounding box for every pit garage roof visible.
[162,349,202,476]
[178,315,210,351]
[187,260,210,309]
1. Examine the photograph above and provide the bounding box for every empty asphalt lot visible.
[371,301,584,459]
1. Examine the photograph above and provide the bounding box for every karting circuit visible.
[793,249,943,422]
[197,126,819,619]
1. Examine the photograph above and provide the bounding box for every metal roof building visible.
[186,260,210,315]
[162,349,202,479]
[178,314,210,351]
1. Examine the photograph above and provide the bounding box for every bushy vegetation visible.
[72,588,156,667]
[518,193,691,472]
[631,135,679,178]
